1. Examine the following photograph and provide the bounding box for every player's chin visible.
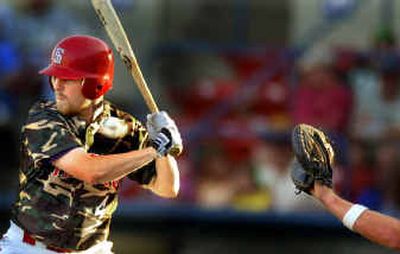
[56,102,74,116]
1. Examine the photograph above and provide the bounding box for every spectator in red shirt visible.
[292,63,353,134]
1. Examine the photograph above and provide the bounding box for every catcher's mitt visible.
[290,158,314,194]
[290,124,335,194]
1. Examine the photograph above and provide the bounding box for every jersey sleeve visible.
[23,104,82,167]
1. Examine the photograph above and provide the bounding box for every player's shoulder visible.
[105,100,140,122]
[104,100,146,133]
[27,99,62,122]
[29,99,57,113]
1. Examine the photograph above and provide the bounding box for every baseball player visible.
[291,124,400,250]
[0,34,182,253]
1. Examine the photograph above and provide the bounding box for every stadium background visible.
[0,0,400,253]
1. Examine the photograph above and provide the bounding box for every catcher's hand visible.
[290,123,334,194]
[146,111,183,157]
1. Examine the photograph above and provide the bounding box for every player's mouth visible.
[56,94,67,101]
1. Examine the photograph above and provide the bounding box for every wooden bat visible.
[91,0,182,156]
[91,0,158,113]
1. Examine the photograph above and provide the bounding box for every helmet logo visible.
[53,47,65,64]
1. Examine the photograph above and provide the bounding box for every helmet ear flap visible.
[82,78,112,99]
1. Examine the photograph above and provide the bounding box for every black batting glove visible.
[151,128,172,157]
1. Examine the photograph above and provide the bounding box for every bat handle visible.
[129,66,159,113]
[146,98,159,114]
[129,67,182,156]
[169,145,183,157]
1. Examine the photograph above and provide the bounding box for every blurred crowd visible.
[0,0,88,195]
[2,0,400,217]
[147,25,400,215]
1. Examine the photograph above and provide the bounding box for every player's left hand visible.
[146,111,183,157]
[311,181,335,202]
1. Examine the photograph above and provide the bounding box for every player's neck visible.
[79,97,104,124]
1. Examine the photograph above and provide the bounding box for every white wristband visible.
[342,204,368,230]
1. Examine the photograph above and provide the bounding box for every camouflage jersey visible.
[11,99,156,251]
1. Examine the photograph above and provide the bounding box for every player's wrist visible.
[342,204,368,231]
[314,183,335,205]
[145,146,159,159]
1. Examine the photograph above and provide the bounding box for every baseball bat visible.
[91,0,182,156]
[91,0,158,112]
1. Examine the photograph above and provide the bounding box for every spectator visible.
[251,138,320,212]
[374,140,400,213]
[348,139,380,209]
[292,62,353,134]
[348,53,383,140]
[194,142,238,208]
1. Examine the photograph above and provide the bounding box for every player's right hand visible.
[146,111,183,157]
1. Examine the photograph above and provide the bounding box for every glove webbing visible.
[312,133,333,187]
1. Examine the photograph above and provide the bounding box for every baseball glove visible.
[290,123,334,194]
[290,158,314,194]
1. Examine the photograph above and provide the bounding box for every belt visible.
[22,231,72,253]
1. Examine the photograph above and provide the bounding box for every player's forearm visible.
[55,147,158,184]
[89,147,158,183]
[354,209,400,249]
[153,155,180,197]
[147,155,180,198]
[318,189,353,221]
[320,190,400,250]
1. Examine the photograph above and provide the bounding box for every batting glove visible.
[146,111,183,157]
[151,128,172,157]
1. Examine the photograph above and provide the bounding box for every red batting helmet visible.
[39,35,114,99]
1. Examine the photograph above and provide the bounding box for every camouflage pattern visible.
[11,99,156,251]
